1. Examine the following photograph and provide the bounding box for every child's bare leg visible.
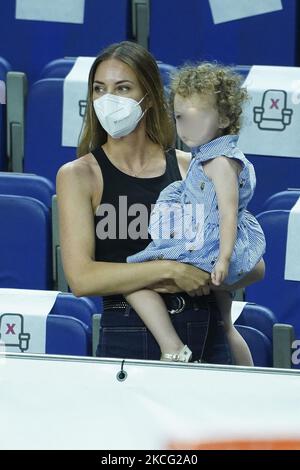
[125,289,185,355]
[214,290,254,366]
[221,259,265,292]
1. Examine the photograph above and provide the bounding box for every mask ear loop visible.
[138,93,148,105]
[137,93,149,121]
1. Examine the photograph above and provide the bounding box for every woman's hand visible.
[151,261,211,296]
[150,280,185,294]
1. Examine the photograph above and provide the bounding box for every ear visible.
[219,116,230,129]
[146,96,153,109]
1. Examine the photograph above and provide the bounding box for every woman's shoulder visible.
[58,153,99,178]
[175,149,192,179]
[57,153,100,193]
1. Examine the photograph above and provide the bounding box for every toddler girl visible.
[125,63,266,365]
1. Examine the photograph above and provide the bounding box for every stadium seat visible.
[50,292,102,356]
[246,210,300,343]
[234,301,295,368]
[0,57,11,170]
[50,292,99,333]
[0,195,52,289]
[245,155,300,215]
[235,325,272,367]
[0,0,130,84]
[46,314,90,356]
[261,190,300,212]
[149,0,298,67]
[156,61,177,95]
[39,57,177,85]
[24,77,74,183]
[0,173,55,289]
[41,58,177,99]
[236,302,277,343]
[0,172,54,208]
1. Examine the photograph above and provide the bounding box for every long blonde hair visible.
[77,41,175,156]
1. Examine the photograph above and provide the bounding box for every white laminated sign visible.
[209,0,282,24]
[0,288,60,353]
[62,57,95,147]
[238,66,300,158]
[16,0,85,24]
[285,197,300,281]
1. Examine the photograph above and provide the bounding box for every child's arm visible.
[203,156,240,286]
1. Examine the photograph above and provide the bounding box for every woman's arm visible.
[57,161,211,297]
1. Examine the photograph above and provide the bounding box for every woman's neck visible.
[103,129,161,168]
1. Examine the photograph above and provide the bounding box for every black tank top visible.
[92,147,182,263]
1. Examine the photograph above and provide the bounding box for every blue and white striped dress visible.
[127,135,266,285]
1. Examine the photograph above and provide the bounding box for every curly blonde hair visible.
[170,62,248,135]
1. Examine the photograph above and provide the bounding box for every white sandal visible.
[160,345,192,363]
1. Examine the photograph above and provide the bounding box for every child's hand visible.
[211,259,229,286]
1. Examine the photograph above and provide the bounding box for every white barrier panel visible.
[209,0,282,25]
[16,0,85,24]
[0,289,60,353]
[62,56,95,147]
[0,354,300,449]
[238,66,300,158]
[285,197,300,281]
[232,301,247,323]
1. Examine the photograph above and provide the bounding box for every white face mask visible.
[93,93,147,139]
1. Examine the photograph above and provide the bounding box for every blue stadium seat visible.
[49,292,103,355]
[39,58,77,79]
[0,0,130,84]
[0,57,11,170]
[261,190,300,212]
[39,58,177,97]
[50,292,99,335]
[40,58,177,86]
[0,172,55,208]
[156,61,177,95]
[24,78,74,183]
[245,156,300,215]
[46,314,90,356]
[0,195,52,289]
[235,302,296,368]
[236,302,277,343]
[149,0,298,67]
[246,210,300,340]
[235,325,272,367]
